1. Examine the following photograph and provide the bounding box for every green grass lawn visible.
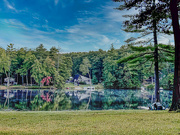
[0,85,53,90]
[0,83,104,90]
[0,110,180,135]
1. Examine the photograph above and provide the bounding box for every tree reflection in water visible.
[0,89,172,111]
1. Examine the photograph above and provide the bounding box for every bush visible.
[79,82,86,85]
[95,84,104,89]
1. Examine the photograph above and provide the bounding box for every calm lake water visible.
[0,89,172,111]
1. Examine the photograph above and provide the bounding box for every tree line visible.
[67,43,174,89]
[0,44,72,89]
[0,42,173,89]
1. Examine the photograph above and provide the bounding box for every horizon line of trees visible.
[0,43,174,90]
[0,44,72,89]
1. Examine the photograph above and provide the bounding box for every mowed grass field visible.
[0,110,180,135]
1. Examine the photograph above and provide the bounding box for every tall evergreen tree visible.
[113,0,171,102]
[49,46,59,62]
[169,0,180,111]
[35,44,48,60]
[31,59,44,85]
[0,48,10,79]
[16,52,36,85]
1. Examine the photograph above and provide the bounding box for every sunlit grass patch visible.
[0,110,180,135]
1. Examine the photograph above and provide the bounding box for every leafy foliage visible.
[79,57,91,76]
[0,43,175,90]
[0,48,10,74]
[31,59,44,85]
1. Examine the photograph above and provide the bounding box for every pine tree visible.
[113,0,171,102]
[169,0,180,111]
[31,59,44,86]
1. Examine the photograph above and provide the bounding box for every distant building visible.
[4,77,15,85]
[74,74,91,85]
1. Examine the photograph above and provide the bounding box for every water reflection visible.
[0,89,172,111]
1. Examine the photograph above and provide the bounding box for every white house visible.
[74,75,91,85]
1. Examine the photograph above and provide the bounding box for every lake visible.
[0,89,172,111]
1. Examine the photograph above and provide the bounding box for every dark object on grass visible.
[149,102,164,110]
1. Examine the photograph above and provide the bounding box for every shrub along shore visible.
[0,83,104,90]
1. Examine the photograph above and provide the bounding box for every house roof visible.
[74,74,90,81]
[80,75,90,80]
[74,74,80,80]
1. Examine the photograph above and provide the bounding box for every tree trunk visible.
[86,71,92,110]
[30,90,32,101]
[4,72,10,108]
[17,73,18,85]
[169,0,180,111]
[26,72,28,86]
[26,89,28,105]
[0,77,1,85]
[22,75,24,85]
[153,0,160,102]
[154,27,160,102]
[31,76,32,86]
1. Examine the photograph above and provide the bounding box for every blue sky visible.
[0,0,173,52]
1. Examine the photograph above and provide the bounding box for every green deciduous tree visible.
[58,56,73,81]
[16,48,27,84]
[53,70,65,89]
[0,44,17,87]
[35,44,48,60]
[0,48,10,76]
[49,46,59,62]
[17,51,36,85]
[31,59,44,86]
[79,57,92,77]
[103,56,117,88]
[43,56,56,77]
[53,55,73,89]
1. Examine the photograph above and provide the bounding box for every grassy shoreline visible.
[0,84,171,91]
[0,83,104,90]
[0,85,53,90]
[0,110,179,134]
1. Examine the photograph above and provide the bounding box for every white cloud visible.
[33,16,40,20]
[158,34,174,45]
[55,29,65,33]
[3,0,17,12]
[93,46,99,50]
[0,19,64,50]
[1,1,127,52]
[103,4,138,23]
[54,0,59,5]
[46,2,128,51]
[101,35,111,45]
[2,1,173,52]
